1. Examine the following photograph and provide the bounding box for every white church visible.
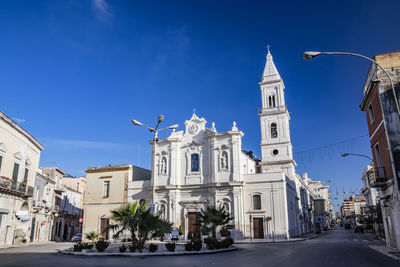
[129,51,308,240]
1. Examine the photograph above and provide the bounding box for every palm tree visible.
[106,200,172,251]
[85,231,101,245]
[199,205,233,239]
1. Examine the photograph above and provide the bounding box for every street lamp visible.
[131,116,178,206]
[302,51,400,119]
[341,153,373,161]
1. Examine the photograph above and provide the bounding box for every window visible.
[272,95,276,107]
[368,104,375,123]
[271,123,278,138]
[191,153,200,172]
[374,143,385,178]
[103,181,110,198]
[268,96,272,107]
[253,195,261,210]
[12,163,19,181]
[24,168,29,181]
[0,155,2,172]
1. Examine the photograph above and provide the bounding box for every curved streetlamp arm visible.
[319,52,400,119]
[341,152,373,161]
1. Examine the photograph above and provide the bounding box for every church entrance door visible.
[188,212,200,239]
[253,218,264,239]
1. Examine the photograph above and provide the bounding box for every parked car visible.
[71,233,82,242]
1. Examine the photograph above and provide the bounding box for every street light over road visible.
[131,115,178,206]
[341,153,373,161]
[302,51,400,119]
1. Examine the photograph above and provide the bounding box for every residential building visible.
[307,179,332,229]
[83,165,150,241]
[360,51,400,249]
[30,169,55,242]
[41,167,83,241]
[0,112,43,245]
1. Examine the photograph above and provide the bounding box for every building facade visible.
[360,51,400,249]
[0,112,43,245]
[128,51,306,240]
[83,165,150,241]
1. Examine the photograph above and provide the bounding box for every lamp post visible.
[131,116,178,206]
[341,153,373,161]
[302,51,400,119]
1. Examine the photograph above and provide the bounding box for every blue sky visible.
[1,0,399,209]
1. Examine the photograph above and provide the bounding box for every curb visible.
[369,245,400,262]
[0,241,56,250]
[58,246,237,257]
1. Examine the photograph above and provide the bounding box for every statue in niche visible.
[221,151,228,170]
[160,157,167,174]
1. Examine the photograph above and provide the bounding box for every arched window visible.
[253,195,261,210]
[272,95,276,107]
[271,123,278,138]
[191,153,200,172]
[160,157,167,174]
[268,96,272,107]
[220,151,229,170]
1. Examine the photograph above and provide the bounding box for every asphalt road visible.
[0,228,398,267]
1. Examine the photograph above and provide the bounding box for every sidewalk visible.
[235,232,325,244]
[0,241,56,250]
[369,245,400,262]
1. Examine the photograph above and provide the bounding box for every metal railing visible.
[367,167,387,188]
[0,178,33,197]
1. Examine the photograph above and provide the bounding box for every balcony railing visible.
[367,167,387,188]
[0,177,34,197]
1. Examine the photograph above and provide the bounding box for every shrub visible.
[204,237,219,250]
[82,243,93,250]
[192,239,202,251]
[119,244,127,253]
[149,243,158,253]
[220,228,231,237]
[221,237,234,248]
[128,244,137,252]
[165,242,176,252]
[184,242,193,251]
[95,240,109,252]
[74,243,83,252]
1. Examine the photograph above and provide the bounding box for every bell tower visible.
[258,49,296,179]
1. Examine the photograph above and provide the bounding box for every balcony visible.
[0,177,34,197]
[367,167,387,188]
[54,184,65,193]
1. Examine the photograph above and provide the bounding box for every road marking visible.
[353,239,359,242]
[363,240,368,242]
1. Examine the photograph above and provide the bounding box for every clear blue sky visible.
[1,0,399,209]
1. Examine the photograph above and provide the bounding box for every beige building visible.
[83,165,150,241]
[0,112,44,245]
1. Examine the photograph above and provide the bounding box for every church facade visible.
[128,51,307,240]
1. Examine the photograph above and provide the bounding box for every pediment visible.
[13,152,22,161]
[0,143,6,153]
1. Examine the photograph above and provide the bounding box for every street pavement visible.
[0,228,398,267]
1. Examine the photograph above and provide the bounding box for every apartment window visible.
[368,104,375,123]
[12,163,19,181]
[103,181,110,198]
[0,155,2,172]
[271,123,278,138]
[253,195,262,210]
[24,168,29,181]
[374,143,385,178]
[191,153,200,172]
